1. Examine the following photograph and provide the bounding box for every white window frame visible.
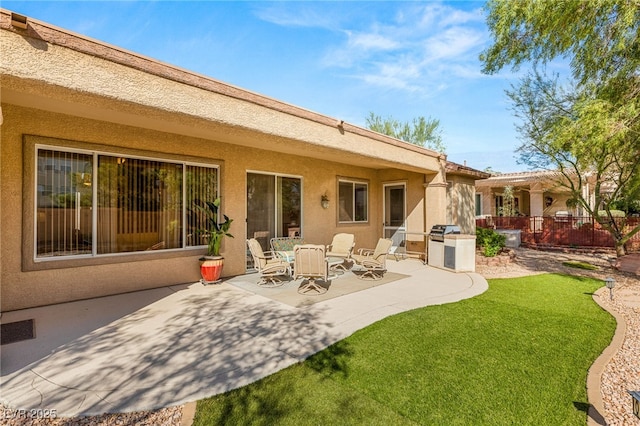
[338,178,369,224]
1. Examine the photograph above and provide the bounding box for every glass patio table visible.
[275,250,295,263]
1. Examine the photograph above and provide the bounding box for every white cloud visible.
[252,3,341,31]
[416,3,484,29]
[258,2,492,95]
[447,64,486,79]
[423,27,486,62]
[437,7,485,28]
[347,31,399,51]
[360,73,416,92]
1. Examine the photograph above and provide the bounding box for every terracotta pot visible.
[200,256,224,284]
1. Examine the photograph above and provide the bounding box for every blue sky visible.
[5,1,535,172]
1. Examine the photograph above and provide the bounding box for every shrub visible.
[597,209,626,218]
[476,227,506,257]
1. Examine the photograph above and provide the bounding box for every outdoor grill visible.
[428,224,461,243]
[428,224,475,272]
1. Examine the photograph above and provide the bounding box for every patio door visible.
[246,172,302,269]
[383,183,406,253]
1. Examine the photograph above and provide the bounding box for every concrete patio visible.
[0,259,488,418]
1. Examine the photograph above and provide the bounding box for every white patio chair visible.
[326,233,355,272]
[351,238,393,280]
[246,238,291,287]
[293,244,332,294]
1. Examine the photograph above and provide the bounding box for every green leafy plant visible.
[476,227,506,257]
[597,210,626,218]
[498,185,517,217]
[197,198,233,257]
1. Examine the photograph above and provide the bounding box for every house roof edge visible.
[0,8,443,161]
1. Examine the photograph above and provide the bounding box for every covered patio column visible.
[530,182,545,217]
[529,182,545,232]
[424,171,447,232]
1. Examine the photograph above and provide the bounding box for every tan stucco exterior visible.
[445,162,490,233]
[446,175,477,234]
[0,10,485,311]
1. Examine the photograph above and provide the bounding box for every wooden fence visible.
[476,216,640,252]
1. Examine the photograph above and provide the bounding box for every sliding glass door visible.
[246,172,301,269]
[383,183,406,252]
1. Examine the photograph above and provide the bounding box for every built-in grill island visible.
[428,224,476,272]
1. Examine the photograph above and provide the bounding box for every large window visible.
[338,179,368,223]
[35,146,218,259]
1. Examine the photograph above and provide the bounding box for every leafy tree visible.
[483,166,501,176]
[481,0,640,256]
[499,185,518,217]
[481,0,640,87]
[365,112,445,153]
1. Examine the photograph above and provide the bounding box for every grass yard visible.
[193,274,615,425]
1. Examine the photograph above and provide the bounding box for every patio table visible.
[397,231,429,264]
[277,251,344,277]
[274,250,295,276]
[275,250,295,263]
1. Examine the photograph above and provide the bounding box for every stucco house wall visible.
[4,104,432,310]
[447,176,477,234]
[445,163,490,233]
[0,10,485,311]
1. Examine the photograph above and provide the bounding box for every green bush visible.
[597,209,626,218]
[476,227,506,257]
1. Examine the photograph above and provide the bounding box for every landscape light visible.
[604,277,615,300]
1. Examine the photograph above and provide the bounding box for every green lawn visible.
[193,274,615,425]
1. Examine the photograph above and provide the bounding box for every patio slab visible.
[0,259,488,417]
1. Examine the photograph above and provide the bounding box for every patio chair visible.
[270,236,305,263]
[252,231,270,251]
[351,238,393,280]
[293,244,333,294]
[325,233,355,272]
[246,238,291,287]
[270,236,305,253]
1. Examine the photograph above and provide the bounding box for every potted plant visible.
[197,198,233,284]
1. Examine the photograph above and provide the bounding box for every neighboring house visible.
[475,170,606,218]
[474,170,640,251]
[0,10,486,311]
